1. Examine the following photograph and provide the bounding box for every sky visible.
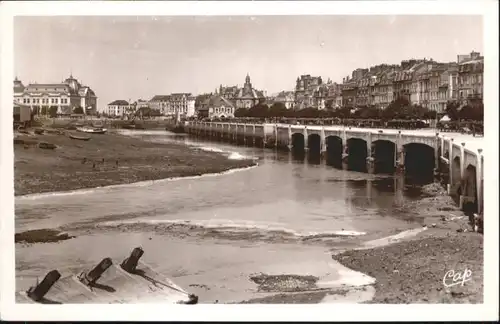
[14,15,483,111]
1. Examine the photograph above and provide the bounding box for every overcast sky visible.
[15,15,482,110]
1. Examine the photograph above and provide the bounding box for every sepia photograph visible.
[1,1,498,322]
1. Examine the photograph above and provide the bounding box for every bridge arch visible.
[326,136,343,168]
[307,134,322,156]
[373,140,396,174]
[451,156,462,195]
[462,164,478,215]
[291,132,305,155]
[346,138,368,172]
[404,143,435,184]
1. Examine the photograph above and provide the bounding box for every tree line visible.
[232,97,484,121]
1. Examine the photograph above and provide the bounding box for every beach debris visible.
[26,270,61,302]
[82,157,87,164]
[116,160,119,167]
[92,163,96,169]
[38,142,57,150]
[78,257,113,286]
[18,247,198,304]
[121,247,144,273]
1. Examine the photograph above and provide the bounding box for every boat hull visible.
[76,127,107,134]
[69,134,91,141]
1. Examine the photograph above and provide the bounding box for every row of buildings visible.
[336,50,483,112]
[190,50,483,119]
[13,50,483,120]
[13,74,98,116]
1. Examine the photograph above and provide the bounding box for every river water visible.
[15,129,431,303]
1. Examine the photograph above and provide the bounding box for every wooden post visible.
[79,257,113,285]
[27,270,61,302]
[121,247,144,273]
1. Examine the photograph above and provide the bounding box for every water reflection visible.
[18,130,432,235]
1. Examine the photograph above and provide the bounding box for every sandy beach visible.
[14,128,256,196]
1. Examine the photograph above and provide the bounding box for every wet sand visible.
[14,129,483,304]
[14,129,255,196]
[239,183,484,304]
[330,182,483,304]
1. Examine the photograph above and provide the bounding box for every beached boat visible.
[76,126,107,134]
[69,133,91,141]
[165,124,186,134]
[16,247,198,305]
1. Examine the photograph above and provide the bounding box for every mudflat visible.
[14,130,255,196]
[331,182,484,304]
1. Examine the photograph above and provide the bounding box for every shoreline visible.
[240,182,483,304]
[14,129,483,304]
[328,182,483,304]
[16,163,258,200]
[14,130,256,196]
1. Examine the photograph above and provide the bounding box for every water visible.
[15,129,430,303]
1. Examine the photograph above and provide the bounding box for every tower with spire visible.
[243,73,253,96]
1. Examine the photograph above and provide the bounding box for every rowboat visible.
[69,133,91,141]
[76,126,107,134]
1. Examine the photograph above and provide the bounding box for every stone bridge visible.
[185,122,484,215]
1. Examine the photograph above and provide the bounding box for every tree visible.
[293,107,320,118]
[247,103,269,118]
[423,110,437,120]
[406,104,430,120]
[325,99,335,111]
[268,102,288,117]
[459,101,483,121]
[48,106,58,118]
[382,97,411,119]
[73,106,84,114]
[234,108,248,118]
[337,106,353,118]
[445,100,461,121]
[150,109,162,117]
[354,105,381,119]
[41,106,47,115]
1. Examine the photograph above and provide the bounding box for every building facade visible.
[13,75,97,115]
[168,93,196,117]
[337,52,483,113]
[294,74,324,109]
[457,51,484,105]
[198,95,236,119]
[274,91,295,109]
[149,93,196,117]
[107,100,131,117]
[216,74,266,109]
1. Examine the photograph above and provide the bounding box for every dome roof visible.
[63,74,81,94]
[13,77,25,93]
